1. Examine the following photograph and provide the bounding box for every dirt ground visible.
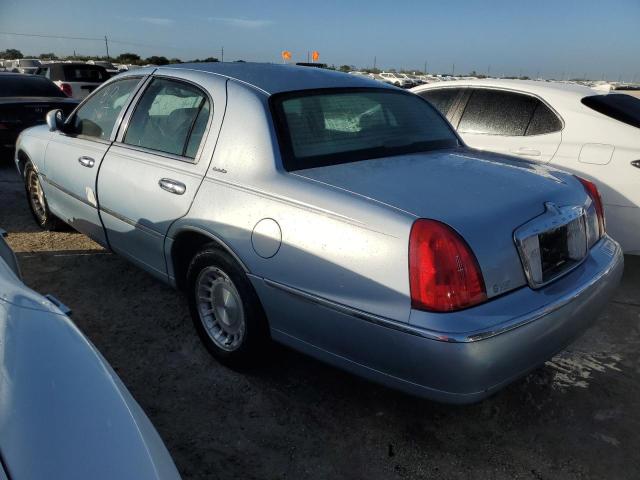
[1,161,639,479]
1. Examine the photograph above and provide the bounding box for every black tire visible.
[186,245,269,368]
[24,161,64,231]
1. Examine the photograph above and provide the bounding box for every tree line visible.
[0,49,218,65]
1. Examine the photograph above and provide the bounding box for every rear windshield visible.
[0,75,66,97]
[19,59,40,67]
[271,88,459,170]
[62,65,108,82]
[582,94,640,129]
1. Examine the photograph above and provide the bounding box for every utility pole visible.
[452,63,455,76]
[307,51,310,63]
[373,56,377,71]
[104,35,109,59]
[221,46,224,62]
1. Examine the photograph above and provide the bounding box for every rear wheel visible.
[186,246,269,367]
[24,162,63,231]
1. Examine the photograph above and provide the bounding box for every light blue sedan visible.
[15,63,623,403]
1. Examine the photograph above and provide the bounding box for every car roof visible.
[412,78,606,107]
[161,62,394,95]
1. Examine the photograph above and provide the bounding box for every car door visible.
[96,73,223,278]
[454,88,563,162]
[41,76,145,246]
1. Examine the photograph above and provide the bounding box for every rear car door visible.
[96,73,223,278]
[42,76,145,246]
[455,88,562,162]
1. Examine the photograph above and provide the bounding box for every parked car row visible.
[1,62,635,476]
[13,63,624,406]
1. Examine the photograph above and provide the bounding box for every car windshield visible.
[0,75,66,97]
[271,88,459,170]
[582,93,640,129]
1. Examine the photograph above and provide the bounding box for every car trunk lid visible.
[293,147,590,297]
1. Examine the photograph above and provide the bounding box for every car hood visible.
[0,261,180,480]
[294,147,590,296]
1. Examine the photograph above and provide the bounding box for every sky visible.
[1,0,639,80]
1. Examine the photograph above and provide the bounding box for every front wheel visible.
[24,162,63,231]
[186,246,269,368]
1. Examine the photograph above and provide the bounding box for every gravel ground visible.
[1,161,639,479]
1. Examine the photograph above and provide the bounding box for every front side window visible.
[70,77,141,139]
[417,88,461,117]
[271,88,459,170]
[124,78,210,158]
[582,94,640,129]
[458,89,538,136]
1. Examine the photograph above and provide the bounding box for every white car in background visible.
[378,72,411,88]
[35,62,109,99]
[6,58,41,74]
[412,79,640,254]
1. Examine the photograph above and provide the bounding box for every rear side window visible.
[0,75,65,97]
[458,89,537,136]
[582,94,640,129]
[526,102,562,135]
[271,88,459,170]
[124,78,210,158]
[63,65,108,82]
[417,88,461,117]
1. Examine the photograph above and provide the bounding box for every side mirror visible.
[46,109,65,132]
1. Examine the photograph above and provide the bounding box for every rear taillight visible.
[59,83,72,97]
[575,176,605,238]
[409,219,487,312]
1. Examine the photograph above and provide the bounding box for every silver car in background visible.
[0,230,181,479]
[15,63,623,403]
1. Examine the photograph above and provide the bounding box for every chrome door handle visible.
[78,156,95,168]
[158,178,186,195]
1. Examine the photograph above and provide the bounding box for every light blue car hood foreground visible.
[0,261,180,480]
[295,147,589,296]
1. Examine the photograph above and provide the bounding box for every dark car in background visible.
[0,72,79,157]
[35,62,109,99]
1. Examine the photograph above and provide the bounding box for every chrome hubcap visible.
[196,267,245,352]
[27,170,46,221]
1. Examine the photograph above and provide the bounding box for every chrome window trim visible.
[116,74,215,164]
[109,141,200,165]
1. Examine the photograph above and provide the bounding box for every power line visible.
[0,31,183,52]
[0,31,102,41]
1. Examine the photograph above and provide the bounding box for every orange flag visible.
[281,50,292,61]
[312,51,319,61]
